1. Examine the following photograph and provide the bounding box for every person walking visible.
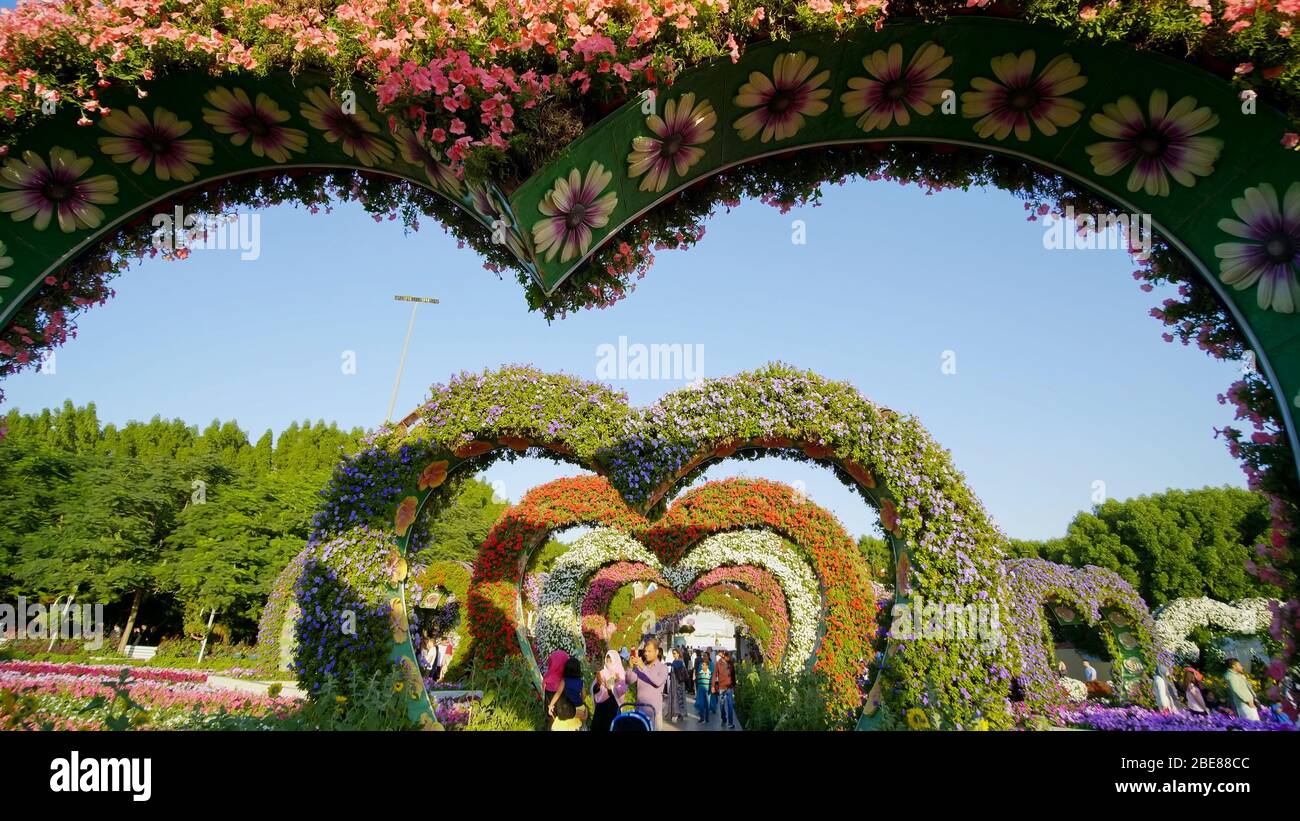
[591,650,627,732]
[626,639,669,729]
[714,651,736,729]
[1225,658,1260,721]
[1183,667,1208,716]
[695,649,713,723]
[1153,662,1179,714]
[541,649,570,730]
[665,648,689,723]
[1082,660,1097,683]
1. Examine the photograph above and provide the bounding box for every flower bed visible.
[0,664,300,730]
[1052,704,1297,732]
[0,660,207,684]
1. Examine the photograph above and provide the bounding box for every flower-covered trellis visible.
[1152,596,1278,665]
[1004,558,1169,711]
[296,363,1012,728]
[534,527,816,672]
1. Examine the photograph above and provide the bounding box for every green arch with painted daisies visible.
[512,17,1300,471]
[3,18,1300,474]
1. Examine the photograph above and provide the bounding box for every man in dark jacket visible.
[714,651,736,729]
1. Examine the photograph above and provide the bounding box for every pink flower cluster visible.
[0,659,206,684]
[580,561,666,656]
[684,565,790,660]
[0,665,300,720]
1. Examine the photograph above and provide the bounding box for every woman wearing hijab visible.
[591,650,628,732]
[541,649,570,730]
[667,648,691,723]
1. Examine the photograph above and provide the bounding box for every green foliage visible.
[1041,487,1272,606]
[733,663,846,731]
[0,404,364,643]
[419,478,507,563]
[463,656,545,731]
[857,534,893,579]
[525,538,571,574]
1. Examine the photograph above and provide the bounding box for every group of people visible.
[419,636,456,681]
[1161,657,1295,724]
[1063,655,1297,724]
[540,639,740,731]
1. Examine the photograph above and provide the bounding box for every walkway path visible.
[660,707,742,732]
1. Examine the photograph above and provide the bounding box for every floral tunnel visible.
[1003,558,1168,713]
[286,362,1028,730]
[477,477,873,723]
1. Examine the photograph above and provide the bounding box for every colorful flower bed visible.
[0,662,300,730]
[0,660,208,685]
[1040,703,1298,732]
[1005,558,1168,711]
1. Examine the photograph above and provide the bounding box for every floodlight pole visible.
[386,295,439,424]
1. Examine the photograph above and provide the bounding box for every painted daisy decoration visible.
[1215,182,1300,313]
[299,87,394,167]
[733,51,831,143]
[627,92,716,192]
[961,50,1087,141]
[0,147,119,233]
[202,87,308,163]
[841,42,953,132]
[531,162,618,264]
[1086,90,1222,196]
[396,127,463,198]
[97,106,214,182]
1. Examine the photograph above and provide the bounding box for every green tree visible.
[423,479,508,562]
[1043,486,1271,606]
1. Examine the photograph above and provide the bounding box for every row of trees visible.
[856,486,1275,607]
[0,401,507,649]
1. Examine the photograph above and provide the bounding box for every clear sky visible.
[2,176,1246,542]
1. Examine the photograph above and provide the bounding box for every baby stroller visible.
[610,703,656,732]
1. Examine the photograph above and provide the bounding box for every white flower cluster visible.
[532,528,823,673]
[661,530,822,674]
[536,528,662,658]
[1152,597,1277,664]
[1060,677,1088,703]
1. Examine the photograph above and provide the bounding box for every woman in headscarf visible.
[590,650,627,732]
[541,649,569,730]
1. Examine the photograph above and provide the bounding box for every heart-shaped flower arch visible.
[470,475,877,720]
[295,362,1015,729]
[528,504,830,676]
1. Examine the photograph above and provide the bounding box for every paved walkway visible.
[660,706,742,732]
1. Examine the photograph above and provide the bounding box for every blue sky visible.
[1,178,1246,541]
